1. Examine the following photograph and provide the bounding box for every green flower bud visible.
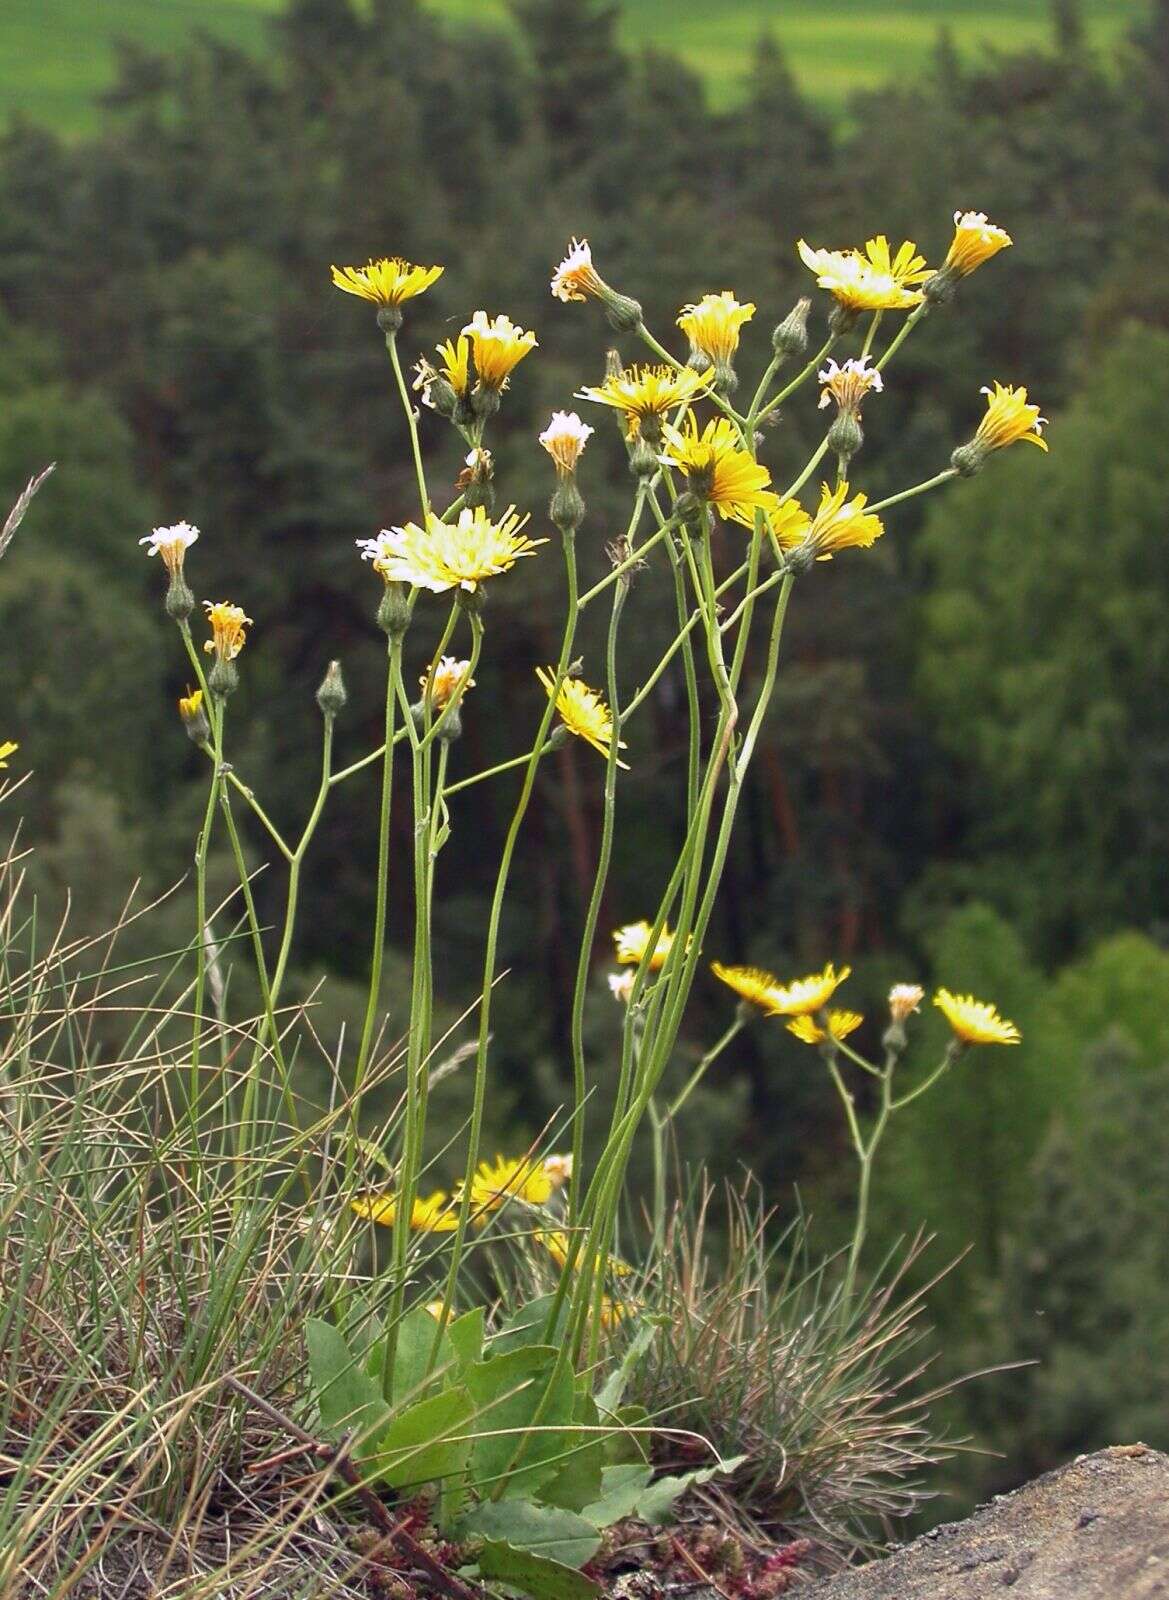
[628,436,658,480]
[602,292,644,334]
[772,297,812,360]
[316,659,347,719]
[377,580,412,638]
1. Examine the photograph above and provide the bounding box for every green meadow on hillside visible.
[1,0,1145,133]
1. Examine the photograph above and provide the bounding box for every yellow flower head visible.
[659,414,780,523]
[934,988,1021,1046]
[797,240,925,313]
[202,601,252,663]
[888,984,925,1024]
[436,333,471,398]
[740,496,812,544]
[536,666,627,766]
[818,356,884,417]
[802,481,885,562]
[372,505,545,594]
[578,363,712,438]
[422,656,475,710]
[463,1154,554,1216]
[536,1228,572,1269]
[944,211,1012,277]
[613,920,674,971]
[463,311,538,390]
[786,1009,864,1045]
[766,962,852,1017]
[350,1189,459,1231]
[539,411,595,475]
[177,687,205,728]
[330,257,443,306]
[710,962,787,1013]
[0,741,18,768]
[551,237,608,303]
[973,382,1048,453]
[140,520,199,577]
[676,292,755,366]
[859,235,933,288]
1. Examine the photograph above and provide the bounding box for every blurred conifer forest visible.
[3,0,1169,1514]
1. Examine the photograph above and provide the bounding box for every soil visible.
[802,1444,1169,1600]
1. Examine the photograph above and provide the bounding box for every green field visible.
[0,0,1147,134]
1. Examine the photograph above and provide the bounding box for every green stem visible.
[328,726,409,789]
[754,335,836,425]
[223,771,293,861]
[352,639,403,1145]
[442,742,555,797]
[874,302,930,373]
[868,468,958,514]
[577,520,671,609]
[269,714,335,1013]
[387,330,430,515]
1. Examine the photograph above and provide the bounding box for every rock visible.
[802,1446,1169,1599]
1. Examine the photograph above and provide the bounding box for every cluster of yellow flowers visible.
[705,959,1019,1047]
[351,1150,572,1235]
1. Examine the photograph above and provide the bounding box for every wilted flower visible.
[818,356,884,417]
[177,688,209,744]
[542,1153,573,1189]
[613,920,675,971]
[578,363,712,439]
[765,962,852,1017]
[202,601,251,663]
[140,521,199,577]
[710,962,788,1013]
[934,988,1021,1046]
[371,506,544,594]
[422,656,475,709]
[539,411,594,475]
[943,212,1012,278]
[659,415,780,522]
[676,292,755,368]
[463,311,538,390]
[786,1009,864,1045]
[350,1189,459,1231]
[551,237,608,303]
[536,667,627,765]
[888,984,925,1024]
[330,257,443,306]
[608,969,636,1003]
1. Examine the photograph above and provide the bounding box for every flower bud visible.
[551,478,586,535]
[772,297,811,360]
[316,659,347,719]
[208,656,239,698]
[827,411,864,463]
[602,292,644,334]
[377,580,412,639]
[165,573,195,622]
[950,442,986,478]
[178,687,210,746]
[628,435,658,480]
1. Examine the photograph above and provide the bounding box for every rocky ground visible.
[803,1445,1169,1599]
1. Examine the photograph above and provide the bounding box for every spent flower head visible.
[423,656,475,709]
[818,356,884,418]
[330,256,443,307]
[539,411,594,475]
[608,969,636,1003]
[888,984,925,1024]
[371,505,544,594]
[140,521,199,577]
[536,666,627,766]
[551,237,608,303]
[202,601,251,663]
[934,988,1021,1046]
